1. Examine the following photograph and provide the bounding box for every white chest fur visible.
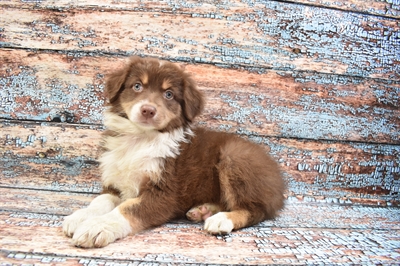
[99,111,192,200]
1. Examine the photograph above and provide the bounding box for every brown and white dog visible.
[62,56,285,248]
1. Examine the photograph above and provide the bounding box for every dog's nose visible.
[140,105,157,119]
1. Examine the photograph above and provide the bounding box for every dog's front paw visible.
[72,219,117,248]
[63,208,96,237]
[72,209,132,248]
[204,212,234,235]
[63,194,122,238]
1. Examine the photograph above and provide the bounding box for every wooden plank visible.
[1,120,399,204]
[1,0,398,20]
[0,120,101,158]
[1,1,398,264]
[0,251,82,266]
[1,209,399,264]
[289,0,400,19]
[1,186,399,264]
[0,119,101,192]
[1,50,399,144]
[0,187,93,216]
[1,187,399,231]
[0,50,107,124]
[0,3,398,80]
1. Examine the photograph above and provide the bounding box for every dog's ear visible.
[182,76,204,122]
[105,67,128,103]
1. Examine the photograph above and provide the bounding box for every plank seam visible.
[1,46,399,82]
[1,0,397,20]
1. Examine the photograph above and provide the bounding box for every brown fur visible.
[104,56,286,234]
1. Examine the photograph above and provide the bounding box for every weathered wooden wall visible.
[0,0,399,264]
[1,0,399,205]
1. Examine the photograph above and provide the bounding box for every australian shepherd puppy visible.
[63,56,285,248]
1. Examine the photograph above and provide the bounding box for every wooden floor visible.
[1,0,399,264]
[1,187,399,265]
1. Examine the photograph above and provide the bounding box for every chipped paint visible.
[216,86,399,142]
[1,200,399,264]
[253,228,400,264]
[2,0,399,19]
[252,137,400,205]
[2,51,398,143]
[5,252,68,264]
[1,120,398,203]
[0,156,101,193]
[0,1,399,264]
[0,2,398,78]
[1,120,103,193]
[0,66,105,123]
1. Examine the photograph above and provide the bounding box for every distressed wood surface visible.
[1,119,399,205]
[3,216,398,265]
[1,2,399,80]
[1,0,399,19]
[1,0,400,264]
[0,187,399,265]
[1,50,399,143]
[1,188,400,230]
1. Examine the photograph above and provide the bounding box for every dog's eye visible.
[133,83,143,92]
[164,90,174,100]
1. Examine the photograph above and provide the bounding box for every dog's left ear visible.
[182,76,204,122]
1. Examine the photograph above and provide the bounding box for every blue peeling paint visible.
[0,67,105,124]
[201,1,400,78]
[217,89,399,142]
[227,130,400,203]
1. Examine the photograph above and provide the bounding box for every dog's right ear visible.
[105,67,128,103]
[182,76,204,122]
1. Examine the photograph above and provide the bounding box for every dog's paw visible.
[72,209,132,248]
[204,212,234,235]
[186,203,221,222]
[63,208,97,237]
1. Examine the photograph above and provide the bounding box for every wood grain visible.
[289,0,400,18]
[0,2,398,80]
[1,0,398,19]
[0,251,83,266]
[1,120,399,205]
[1,50,399,144]
[1,188,399,231]
[1,186,400,264]
[1,0,399,264]
[0,187,93,216]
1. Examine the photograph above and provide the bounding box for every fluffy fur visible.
[63,56,286,248]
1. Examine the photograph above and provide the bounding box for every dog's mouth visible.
[136,117,155,127]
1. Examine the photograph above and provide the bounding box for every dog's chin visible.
[130,115,173,132]
[131,118,158,131]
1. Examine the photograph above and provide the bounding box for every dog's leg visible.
[203,139,279,235]
[71,197,141,248]
[71,194,172,248]
[63,193,121,237]
[204,209,252,235]
[186,203,221,222]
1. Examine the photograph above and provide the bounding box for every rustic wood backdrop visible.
[0,0,399,264]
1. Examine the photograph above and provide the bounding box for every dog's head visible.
[105,56,204,131]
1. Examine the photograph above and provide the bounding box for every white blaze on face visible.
[126,100,157,130]
[120,97,178,131]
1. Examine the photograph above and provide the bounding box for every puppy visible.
[62,56,285,248]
